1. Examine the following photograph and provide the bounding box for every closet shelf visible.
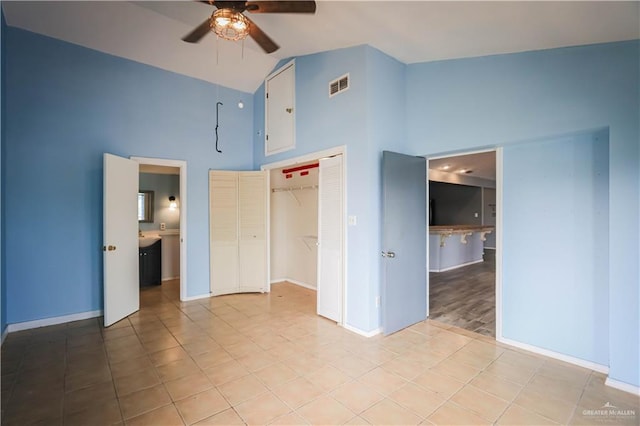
[271,184,318,193]
[272,185,318,206]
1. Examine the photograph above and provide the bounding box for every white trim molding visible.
[498,336,609,374]
[429,259,484,273]
[495,147,504,341]
[605,378,640,396]
[1,328,8,345]
[271,279,317,291]
[181,293,212,302]
[343,324,382,338]
[7,310,103,333]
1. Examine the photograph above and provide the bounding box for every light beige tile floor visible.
[2,280,639,425]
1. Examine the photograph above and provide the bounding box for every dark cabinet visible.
[139,240,162,287]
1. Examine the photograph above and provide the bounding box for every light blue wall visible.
[4,27,254,324]
[406,41,639,387]
[138,173,180,232]
[503,130,609,366]
[253,45,406,332]
[365,46,407,329]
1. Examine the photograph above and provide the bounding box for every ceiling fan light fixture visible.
[210,9,250,41]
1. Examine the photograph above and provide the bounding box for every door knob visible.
[381,251,396,258]
[108,245,116,251]
[286,107,293,113]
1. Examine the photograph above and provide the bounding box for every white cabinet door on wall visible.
[210,170,267,296]
[317,155,344,323]
[265,61,295,156]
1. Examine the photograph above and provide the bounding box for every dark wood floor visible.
[429,249,496,337]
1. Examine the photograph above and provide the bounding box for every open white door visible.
[103,153,139,327]
[317,155,344,323]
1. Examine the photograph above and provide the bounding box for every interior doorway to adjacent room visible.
[427,150,498,337]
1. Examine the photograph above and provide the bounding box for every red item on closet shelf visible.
[282,163,319,174]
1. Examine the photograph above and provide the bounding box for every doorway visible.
[262,146,346,324]
[426,150,498,337]
[132,157,187,301]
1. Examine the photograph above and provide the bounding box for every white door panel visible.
[210,243,239,296]
[103,153,139,327]
[317,155,344,323]
[265,62,295,155]
[210,170,267,296]
[239,241,267,292]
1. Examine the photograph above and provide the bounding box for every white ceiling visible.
[429,151,496,180]
[139,164,180,175]
[3,1,639,94]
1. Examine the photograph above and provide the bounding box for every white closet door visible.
[317,155,344,323]
[239,172,268,292]
[210,171,239,296]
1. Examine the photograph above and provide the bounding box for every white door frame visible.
[131,156,188,302]
[425,148,503,339]
[261,145,348,325]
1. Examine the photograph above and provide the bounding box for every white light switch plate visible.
[160,223,166,231]
[348,215,357,226]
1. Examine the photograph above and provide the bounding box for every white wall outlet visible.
[160,223,166,231]
[348,215,357,226]
[474,212,479,218]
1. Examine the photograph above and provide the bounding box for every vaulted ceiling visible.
[3,1,639,94]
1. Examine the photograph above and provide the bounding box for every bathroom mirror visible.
[138,190,154,223]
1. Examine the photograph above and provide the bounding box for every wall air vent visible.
[329,74,349,98]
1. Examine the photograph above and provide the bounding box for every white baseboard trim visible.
[484,247,496,250]
[430,259,484,273]
[7,310,103,333]
[181,293,212,302]
[605,378,640,396]
[271,278,317,291]
[162,276,180,282]
[343,323,382,338]
[1,327,8,345]
[498,336,609,374]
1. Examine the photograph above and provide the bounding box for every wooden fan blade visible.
[246,1,316,14]
[182,19,212,43]
[245,16,279,53]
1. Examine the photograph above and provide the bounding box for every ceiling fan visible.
[182,1,317,54]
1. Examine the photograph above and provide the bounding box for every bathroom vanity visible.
[139,238,161,287]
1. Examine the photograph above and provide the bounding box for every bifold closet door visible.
[317,155,344,323]
[210,170,267,296]
[238,172,268,292]
[210,171,240,296]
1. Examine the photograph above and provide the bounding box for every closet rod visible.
[271,184,318,193]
